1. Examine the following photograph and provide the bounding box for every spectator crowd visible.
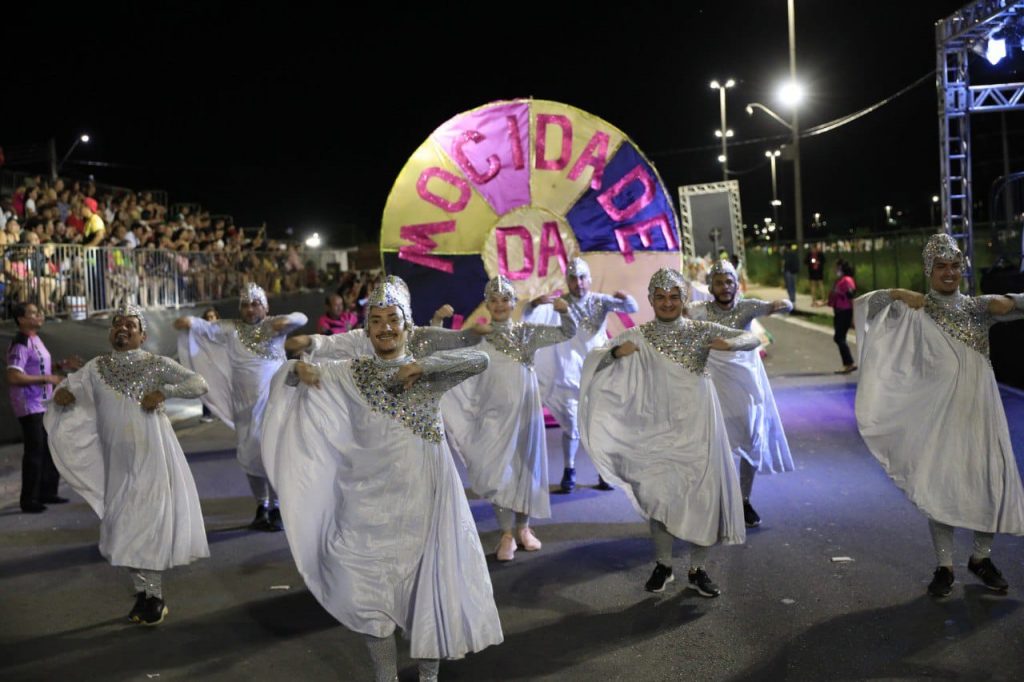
[1,173,372,319]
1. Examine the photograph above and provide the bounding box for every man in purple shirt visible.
[6,302,80,513]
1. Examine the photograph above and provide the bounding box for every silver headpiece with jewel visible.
[705,258,739,285]
[113,302,147,332]
[239,282,268,309]
[365,275,414,329]
[484,274,517,302]
[566,257,591,279]
[922,233,964,276]
[648,267,688,297]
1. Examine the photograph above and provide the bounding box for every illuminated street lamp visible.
[305,232,322,248]
[930,194,940,226]
[57,133,90,172]
[710,78,735,181]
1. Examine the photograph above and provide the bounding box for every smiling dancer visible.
[579,268,757,597]
[45,304,209,625]
[855,234,1024,597]
[687,259,794,528]
[262,278,502,681]
[441,275,576,562]
[525,256,639,493]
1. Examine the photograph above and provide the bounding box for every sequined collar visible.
[923,290,990,359]
[640,316,716,375]
[350,353,444,443]
[701,297,754,330]
[236,320,284,360]
[485,320,534,366]
[96,349,165,402]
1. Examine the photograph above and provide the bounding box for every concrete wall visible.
[1,291,330,444]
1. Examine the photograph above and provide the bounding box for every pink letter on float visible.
[507,115,525,170]
[537,221,568,277]
[597,164,655,221]
[613,214,676,263]
[398,221,456,273]
[495,226,534,280]
[416,167,472,213]
[453,130,500,185]
[534,114,572,171]
[567,131,610,190]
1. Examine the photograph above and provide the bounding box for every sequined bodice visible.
[236,321,285,360]
[697,299,766,331]
[487,322,533,366]
[96,351,167,402]
[350,356,445,443]
[924,292,991,358]
[564,293,607,335]
[640,319,721,376]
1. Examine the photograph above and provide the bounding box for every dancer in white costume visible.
[524,256,639,493]
[262,278,502,682]
[174,283,307,531]
[441,275,576,562]
[854,233,1024,597]
[45,304,210,626]
[579,268,757,597]
[687,259,794,528]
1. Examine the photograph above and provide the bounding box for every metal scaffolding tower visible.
[937,0,1024,289]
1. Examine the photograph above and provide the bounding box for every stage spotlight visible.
[987,37,1007,65]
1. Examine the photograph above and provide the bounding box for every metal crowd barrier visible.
[0,245,332,320]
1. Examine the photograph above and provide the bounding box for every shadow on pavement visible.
[729,592,1021,681]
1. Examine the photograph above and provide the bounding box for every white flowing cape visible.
[854,292,1024,533]
[442,341,551,519]
[262,360,503,660]
[707,348,794,473]
[44,362,209,570]
[579,329,745,546]
[178,316,303,476]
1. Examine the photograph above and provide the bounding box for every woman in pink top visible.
[828,259,857,374]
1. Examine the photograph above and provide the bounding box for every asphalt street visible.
[1,315,1023,681]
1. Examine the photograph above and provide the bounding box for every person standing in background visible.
[829,260,857,374]
[6,302,82,513]
[782,244,800,305]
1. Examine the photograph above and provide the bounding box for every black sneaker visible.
[268,507,284,532]
[20,501,47,514]
[743,500,761,528]
[128,591,147,623]
[645,563,674,592]
[40,495,70,504]
[968,557,1009,592]
[595,476,615,491]
[138,596,168,626]
[249,504,272,531]
[560,468,576,493]
[687,568,721,598]
[927,566,955,597]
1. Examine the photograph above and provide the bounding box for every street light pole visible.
[766,149,782,225]
[710,79,735,182]
[787,0,804,256]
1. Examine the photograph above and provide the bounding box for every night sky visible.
[4,0,1021,246]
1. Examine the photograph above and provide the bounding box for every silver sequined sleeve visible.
[709,322,760,351]
[599,292,640,315]
[157,356,209,399]
[979,294,1024,324]
[524,311,577,355]
[408,326,483,358]
[416,348,490,393]
[865,290,896,321]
